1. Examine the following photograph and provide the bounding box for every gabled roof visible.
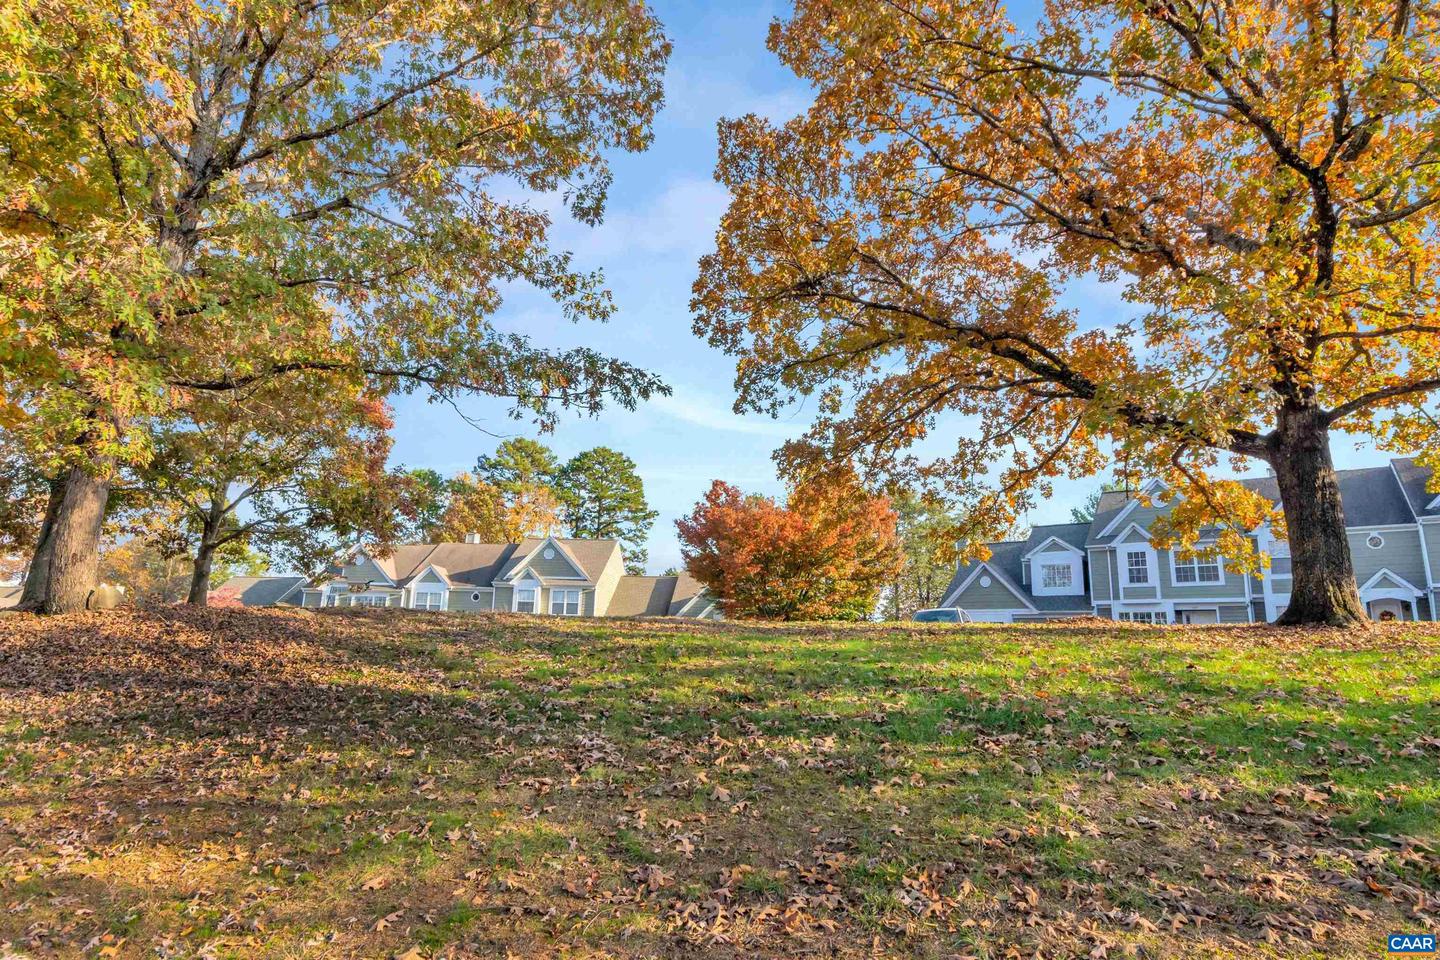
[211,576,307,607]
[497,536,601,582]
[943,523,1095,612]
[1023,522,1091,558]
[1237,465,1415,527]
[605,573,712,617]
[342,537,620,588]
[1087,481,1164,544]
[1360,568,1424,596]
[1390,458,1440,519]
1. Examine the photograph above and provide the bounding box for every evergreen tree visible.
[555,447,657,574]
[475,439,561,499]
[885,490,958,620]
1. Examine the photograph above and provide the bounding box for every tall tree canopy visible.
[677,473,902,621]
[475,439,563,497]
[1,0,670,611]
[129,379,407,605]
[556,446,657,573]
[693,0,1440,625]
[883,489,959,620]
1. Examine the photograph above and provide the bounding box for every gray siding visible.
[447,588,495,613]
[493,586,513,610]
[414,570,447,587]
[1088,549,1112,601]
[1094,604,1112,618]
[955,575,1030,610]
[1219,603,1250,623]
[1157,549,1242,600]
[517,551,587,580]
[1423,524,1440,584]
[1350,528,1427,589]
[341,555,392,585]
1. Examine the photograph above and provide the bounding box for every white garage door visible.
[1178,609,1218,625]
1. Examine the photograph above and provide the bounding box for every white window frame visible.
[1123,548,1153,586]
[514,586,537,614]
[412,589,446,611]
[1118,610,1168,624]
[550,588,582,616]
[1170,549,1223,585]
[1365,533,1385,549]
[1040,563,1072,590]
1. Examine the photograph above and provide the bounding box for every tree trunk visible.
[1269,406,1368,627]
[18,474,67,610]
[188,539,217,605]
[41,463,112,614]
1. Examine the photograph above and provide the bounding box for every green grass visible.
[0,606,1437,958]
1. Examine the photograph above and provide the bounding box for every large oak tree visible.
[693,0,1440,626]
[1,0,670,611]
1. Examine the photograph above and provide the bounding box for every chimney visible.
[464,532,482,544]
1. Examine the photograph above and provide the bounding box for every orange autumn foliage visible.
[676,476,902,621]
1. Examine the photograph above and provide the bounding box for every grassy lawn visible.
[1,607,1437,958]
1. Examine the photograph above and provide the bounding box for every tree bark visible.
[18,474,67,610]
[187,539,217,605]
[41,463,112,614]
[1269,406,1368,627]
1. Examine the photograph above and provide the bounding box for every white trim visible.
[1022,536,1084,561]
[501,536,590,583]
[1359,568,1424,597]
[1349,523,1423,533]
[409,563,455,589]
[549,587,583,616]
[1119,543,1157,587]
[1093,481,1165,540]
[347,548,398,586]
[511,579,541,613]
[939,562,1038,612]
[1167,545,1225,587]
[1429,494,1440,511]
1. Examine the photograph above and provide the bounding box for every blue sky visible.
[386,0,1386,573]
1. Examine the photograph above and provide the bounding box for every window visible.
[543,548,556,560]
[1125,550,1151,585]
[979,575,993,587]
[550,588,581,616]
[354,594,391,608]
[1270,539,1290,558]
[413,591,444,611]
[1172,553,1221,584]
[1366,533,1385,549]
[471,591,483,602]
[1041,564,1073,589]
[1119,611,1167,624]
[515,587,536,613]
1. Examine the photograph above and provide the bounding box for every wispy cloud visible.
[650,391,806,438]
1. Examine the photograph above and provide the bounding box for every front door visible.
[1368,598,1406,621]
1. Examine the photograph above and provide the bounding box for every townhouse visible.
[215,534,719,618]
[940,458,1440,624]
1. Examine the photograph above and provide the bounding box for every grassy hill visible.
[1,608,1437,958]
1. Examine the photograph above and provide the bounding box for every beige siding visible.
[591,548,626,615]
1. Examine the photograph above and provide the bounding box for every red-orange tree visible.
[693,0,1440,626]
[676,476,902,620]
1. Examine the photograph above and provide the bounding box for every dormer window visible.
[1040,563,1072,589]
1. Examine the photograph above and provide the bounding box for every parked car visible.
[912,607,973,623]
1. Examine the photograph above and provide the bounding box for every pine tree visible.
[555,448,657,574]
